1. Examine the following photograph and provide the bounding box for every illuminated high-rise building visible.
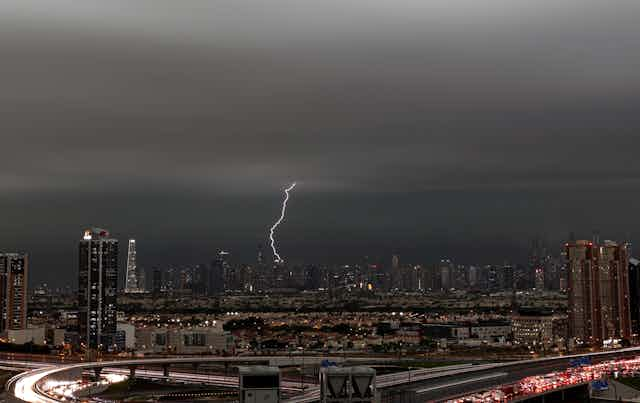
[0,253,28,331]
[78,228,118,350]
[629,258,640,337]
[567,239,631,346]
[124,239,140,293]
[207,251,227,295]
[529,239,551,291]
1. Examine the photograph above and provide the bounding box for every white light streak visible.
[269,182,296,263]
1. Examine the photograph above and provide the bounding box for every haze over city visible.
[2,0,639,286]
[3,2,640,403]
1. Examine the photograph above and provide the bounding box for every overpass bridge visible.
[289,347,640,403]
[7,347,640,403]
[389,348,640,403]
[4,355,392,402]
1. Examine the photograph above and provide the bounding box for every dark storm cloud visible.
[1,0,640,284]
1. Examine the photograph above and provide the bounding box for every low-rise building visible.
[116,322,136,350]
[470,320,511,343]
[422,323,469,342]
[512,308,566,346]
[397,329,421,345]
[3,327,45,345]
[135,326,235,355]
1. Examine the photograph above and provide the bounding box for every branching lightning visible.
[269,182,297,263]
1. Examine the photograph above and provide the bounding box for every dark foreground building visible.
[0,253,28,332]
[78,228,118,350]
[566,240,631,346]
[629,258,640,338]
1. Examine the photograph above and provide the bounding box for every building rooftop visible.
[82,227,115,241]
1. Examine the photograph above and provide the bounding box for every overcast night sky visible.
[1,1,640,287]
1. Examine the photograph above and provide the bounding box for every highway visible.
[8,347,640,403]
[415,372,509,395]
[0,358,307,390]
[448,354,640,402]
[0,360,50,371]
[5,355,385,403]
[386,347,640,402]
[100,366,309,391]
[285,364,486,403]
[287,346,640,403]
[5,358,314,403]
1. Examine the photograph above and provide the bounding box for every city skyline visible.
[20,226,631,293]
[3,2,640,402]
[2,0,640,285]
[5,223,638,288]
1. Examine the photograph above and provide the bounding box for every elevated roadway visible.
[289,347,640,403]
[8,347,640,403]
[4,355,390,402]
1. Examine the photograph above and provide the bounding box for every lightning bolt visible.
[269,182,297,263]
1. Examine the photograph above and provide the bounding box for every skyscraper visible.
[136,268,146,292]
[304,265,321,290]
[468,265,479,289]
[487,265,499,292]
[152,267,163,297]
[390,254,400,290]
[567,239,632,346]
[217,251,237,291]
[439,259,453,291]
[192,264,208,296]
[207,251,226,295]
[124,239,140,293]
[628,258,640,337]
[0,253,28,332]
[502,264,514,291]
[256,244,269,291]
[78,228,118,350]
[528,239,549,291]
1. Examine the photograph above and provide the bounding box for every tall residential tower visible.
[567,239,631,346]
[0,253,28,332]
[78,228,118,350]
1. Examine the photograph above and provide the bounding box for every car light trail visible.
[13,368,61,403]
[415,372,507,394]
[269,182,296,263]
[449,355,640,403]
